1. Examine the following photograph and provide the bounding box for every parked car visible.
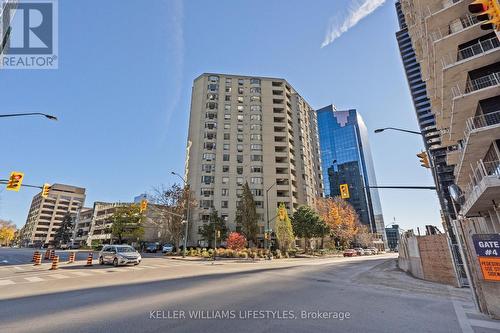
[162,244,175,253]
[343,249,357,257]
[99,245,141,267]
[144,243,158,253]
[354,248,365,256]
[368,247,379,254]
[363,248,374,255]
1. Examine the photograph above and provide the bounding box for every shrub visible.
[227,232,247,251]
[275,249,282,259]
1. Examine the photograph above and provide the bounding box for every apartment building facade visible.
[72,207,93,247]
[185,73,323,247]
[20,183,86,246]
[400,0,500,318]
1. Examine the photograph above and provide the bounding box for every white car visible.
[99,245,141,267]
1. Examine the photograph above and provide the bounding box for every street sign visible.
[472,234,500,257]
[340,184,350,199]
[478,257,500,282]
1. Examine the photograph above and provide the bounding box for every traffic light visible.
[140,199,148,213]
[469,0,500,31]
[6,171,24,192]
[340,184,350,199]
[41,183,51,198]
[417,151,431,169]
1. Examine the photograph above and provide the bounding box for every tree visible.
[235,182,259,245]
[0,220,16,246]
[291,205,330,253]
[275,203,295,252]
[317,197,359,249]
[227,232,247,251]
[53,213,74,247]
[198,210,228,248]
[111,205,144,244]
[355,225,375,248]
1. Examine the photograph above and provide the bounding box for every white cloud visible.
[321,0,386,48]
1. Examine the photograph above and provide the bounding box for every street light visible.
[0,112,58,121]
[374,127,421,135]
[265,179,284,252]
[171,171,190,258]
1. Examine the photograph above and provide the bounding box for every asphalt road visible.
[0,250,497,333]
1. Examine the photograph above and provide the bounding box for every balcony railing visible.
[457,36,500,61]
[464,159,500,200]
[465,72,500,94]
[465,110,500,137]
[429,15,478,42]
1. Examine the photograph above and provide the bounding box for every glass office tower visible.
[316,106,386,243]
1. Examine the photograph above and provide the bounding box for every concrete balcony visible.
[449,72,500,143]
[455,110,500,186]
[426,0,467,32]
[446,148,461,166]
[460,159,500,216]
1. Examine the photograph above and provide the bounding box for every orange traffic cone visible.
[85,252,93,266]
[68,252,76,263]
[33,252,42,266]
[31,250,39,262]
[49,255,59,270]
[49,249,55,261]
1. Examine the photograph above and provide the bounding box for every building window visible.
[201,176,214,184]
[202,153,215,161]
[237,144,243,152]
[237,105,244,112]
[202,164,213,172]
[251,166,262,173]
[237,177,244,185]
[251,155,262,162]
[224,114,231,120]
[208,84,218,92]
[222,165,229,172]
[208,75,219,82]
[225,87,231,93]
[206,102,218,110]
[237,155,243,163]
[201,188,214,197]
[237,167,243,175]
[207,93,218,100]
[250,96,261,102]
[250,134,261,141]
[200,200,213,208]
[225,78,232,85]
[251,144,262,151]
[250,105,261,112]
[255,201,263,208]
[221,201,228,209]
[223,154,230,161]
[250,114,262,121]
[238,79,244,86]
[250,124,262,130]
[237,124,244,132]
[237,96,244,103]
[252,189,263,196]
[223,144,230,150]
[223,133,230,140]
[237,114,244,122]
[225,95,231,102]
[221,188,229,196]
[224,104,231,113]
[222,177,229,184]
[250,87,261,94]
[250,78,261,85]
[238,87,244,94]
[251,177,263,184]
[224,123,231,130]
[237,134,243,142]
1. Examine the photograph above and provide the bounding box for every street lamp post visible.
[265,180,279,252]
[171,171,190,258]
[0,112,58,121]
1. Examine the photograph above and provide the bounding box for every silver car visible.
[99,245,142,267]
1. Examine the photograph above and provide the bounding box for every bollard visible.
[34,253,42,266]
[49,249,55,261]
[85,252,93,266]
[49,255,59,270]
[44,249,50,260]
[68,251,76,263]
[31,250,39,262]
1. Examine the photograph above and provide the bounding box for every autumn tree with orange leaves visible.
[316,197,359,249]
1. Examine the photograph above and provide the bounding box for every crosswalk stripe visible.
[88,270,107,274]
[49,274,70,279]
[0,280,15,286]
[70,271,92,276]
[139,265,156,269]
[126,266,144,270]
[25,277,44,282]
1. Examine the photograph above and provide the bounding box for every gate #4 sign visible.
[472,234,500,257]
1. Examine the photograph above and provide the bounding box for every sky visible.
[0,0,441,233]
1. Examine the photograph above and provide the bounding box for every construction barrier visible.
[44,249,50,260]
[49,249,55,261]
[49,255,59,270]
[85,252,93,266]
[68,252,76,263]
[31,250,39,262]
[33,252,42,266]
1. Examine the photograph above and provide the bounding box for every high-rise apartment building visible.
[395,0,467,286]
[185,73,323,246]
[399,0,500,317]
[316,106,386,244]
[20,183,86,246]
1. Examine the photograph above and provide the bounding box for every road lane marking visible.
[49,274,70,279]
[70,271,92,276]
[0,280,15,286]
[25,277,44,282]
[126,266,144,270]
[139,265,156,269]
[88,270,107,274]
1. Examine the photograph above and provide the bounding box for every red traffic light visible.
[469,3,488,13]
